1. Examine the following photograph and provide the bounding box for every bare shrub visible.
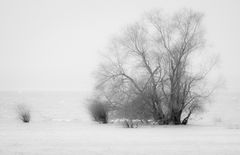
[88,100,108,124]
[17,104,31,123]
[123,120,139,128]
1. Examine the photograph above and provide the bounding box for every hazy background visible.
[0,0,240,93]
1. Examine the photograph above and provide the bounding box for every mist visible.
[0,0,240,92]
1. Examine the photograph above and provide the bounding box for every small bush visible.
[123,120,138,128]
[17,104,31,123]
[88,101,108,124]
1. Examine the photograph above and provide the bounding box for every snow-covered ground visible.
[0,122,240,155]
[0,91,240,154]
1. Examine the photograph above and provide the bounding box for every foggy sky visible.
[0,0,240,92]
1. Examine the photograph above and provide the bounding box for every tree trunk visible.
[181,111,192,125]
[153,111,163,122]
[169,110,182,125]
[151,99,166,124]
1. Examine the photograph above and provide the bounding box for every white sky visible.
[0,0,240,92]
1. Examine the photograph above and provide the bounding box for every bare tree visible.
[93,9,214,125]
[95,22,166,122]
[148,9,209,124]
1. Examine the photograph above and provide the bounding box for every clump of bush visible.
[88,100,108,124]
[17,104,31,123]
[123,120,139,128]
